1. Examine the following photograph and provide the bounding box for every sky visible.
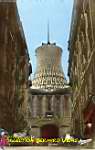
[17,0,74,80]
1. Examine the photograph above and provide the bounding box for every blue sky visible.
[17,0,74,80]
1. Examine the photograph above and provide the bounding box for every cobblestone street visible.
[4,146,94,150]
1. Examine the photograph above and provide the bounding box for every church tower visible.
[32,24,67,91]
[28,26,71,140]
[32,42,67,91]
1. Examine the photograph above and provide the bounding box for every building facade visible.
[68,0,95,143]
[0,2,32,132]
[29,42,71,138]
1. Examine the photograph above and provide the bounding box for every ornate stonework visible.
[68,0,95,147]
[29,41,71,138]
[28,90,71,138]
[32,43,67,91]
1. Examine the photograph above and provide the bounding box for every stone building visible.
[29,41,71,138]
[68,0,95,142]
[0,2,32,132]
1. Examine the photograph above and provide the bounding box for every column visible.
[32,95,38,118]
[60,95,64,117]
[51,95,55,112]
[42,95,47,117]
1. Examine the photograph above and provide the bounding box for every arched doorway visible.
[41,124,59,139]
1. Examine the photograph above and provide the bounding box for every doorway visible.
[41,124,59,139]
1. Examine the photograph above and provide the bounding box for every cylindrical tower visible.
[32,43,66,91]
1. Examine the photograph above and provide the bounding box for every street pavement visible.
[4,146,94,150]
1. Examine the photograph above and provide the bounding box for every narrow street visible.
[0,1,95,150]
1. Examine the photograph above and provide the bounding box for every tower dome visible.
[32,42,67,91]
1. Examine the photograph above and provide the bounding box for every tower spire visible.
[47,21,50,44]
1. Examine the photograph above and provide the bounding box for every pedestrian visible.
[0,130,9,150]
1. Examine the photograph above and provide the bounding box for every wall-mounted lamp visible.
[87,123,92,128]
